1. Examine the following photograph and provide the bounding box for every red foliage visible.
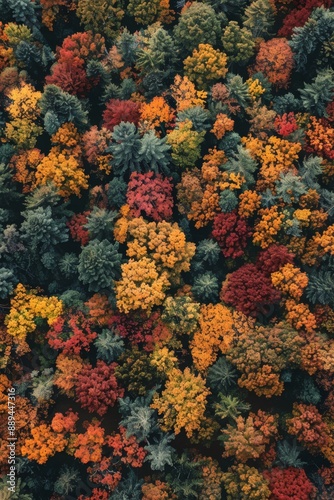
[212,211,252,259]
[46,59,96,97]
[256,244,295,276]
[56,31,106,64]
[263,467,316,500]
[46,311,97,355]
[221,263,282,317]
[126,172,174,221]
[274,113,299,137]
[106,426,147,467]
[102,99,141,131]
[107,310,171,352]
[87,457,122,491]
[79,489,109,500]
[278,0,332,37]
[75,361,124,416]
[67,211,90,245]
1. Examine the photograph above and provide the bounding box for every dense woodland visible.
[0,0,334,498]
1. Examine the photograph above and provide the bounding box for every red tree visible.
[212,211,252,259]
[263,467,316,500]
[46,311,97,355]
[126,172,174,221]
[221,263,281,317]
[256,244,295,276]
[75,361,124,416]
[103,99,141,131]
[67,211,90,246]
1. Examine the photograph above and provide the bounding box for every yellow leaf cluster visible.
[5,283,63,343]
[150,346,178,375]
[246,77,265,102]
[238,190,261,218]
[115,257,169,314]
[151,367,210,438]
[125,217,196,283]
[184,43,228,90]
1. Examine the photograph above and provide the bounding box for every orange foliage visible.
[253,206,284,248]
[142,480,176,500]
[285,299,317,333]
[238,190,261,218]
[72,420,105,464]
[306,116,334,160]
[314,225,334,255]
[271,263,309,300]
[54,353,86,397]
[9,148,44,193]
[170,74,207,112]
[34,149,89,198]
[223,410,278,462]
[253,38,294,89]
[211,113,234,139]
[190,304,234,372]
[140,96,175,130]
[85,294,113,327]
[21,423,67,464]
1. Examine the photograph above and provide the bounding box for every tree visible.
[221,263,281,317]
[300,69,334,117]
[103,99,141,131]
[173,2,221,54]
[34,150,89,198]
[106,426,147,467]
[126,172,173,221]
[263,467,317,500]
[72,419,105,464]
[77,0,124,39]
[222,21,255,65]
[167,120,205,168]
[226,321,304,397]
[190,304,234,372]
[46,311,97,354]
[212,211,252,258]
[222,410,278,462]
[289,7,334,72]
[124,217,196,285]
[222,464,270,500]
[127,0,162,25]
[253,38,294,89]
[21,424,67,464]
[151,367,210,438]
[243,0,276,38]
[75,360,124,415]
[162,296,200,335]
[184,44,228,91]
[78,239,122,292]
[115,257,169,314]
[39,84,88,134]
[170,75,207,112]
[5,83,43,149]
